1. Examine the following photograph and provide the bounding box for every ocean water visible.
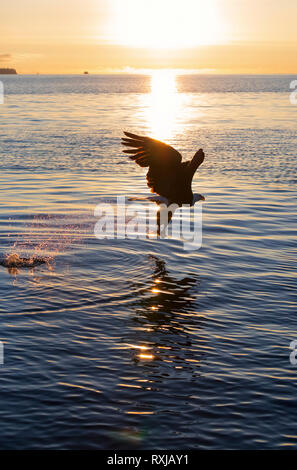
[0,73,296,450]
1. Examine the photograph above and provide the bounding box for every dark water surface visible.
[0,74,296,449]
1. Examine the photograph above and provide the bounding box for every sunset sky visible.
[1,0,297,74]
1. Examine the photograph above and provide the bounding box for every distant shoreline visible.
[0,68,17,75]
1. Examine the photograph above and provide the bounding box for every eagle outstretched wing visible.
[121,131,184,200]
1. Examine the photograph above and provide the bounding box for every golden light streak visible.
[138,353,155,360]
[145,70,181,140]
[127,344,150,350]
[152,288,160,294]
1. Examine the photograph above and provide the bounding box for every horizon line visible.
[3,71,297,76]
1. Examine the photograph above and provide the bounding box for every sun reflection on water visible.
[145,70,183,141]
[137,353,155,361]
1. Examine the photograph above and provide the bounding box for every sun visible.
[110,0,223,49]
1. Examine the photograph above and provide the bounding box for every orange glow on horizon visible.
[1,1,297,73]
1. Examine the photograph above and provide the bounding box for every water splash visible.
[1,211,92,274]
[0,253,51,268]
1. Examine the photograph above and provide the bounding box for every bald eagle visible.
[121,131,205,234]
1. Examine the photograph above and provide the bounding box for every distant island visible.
[0,68,17,75]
